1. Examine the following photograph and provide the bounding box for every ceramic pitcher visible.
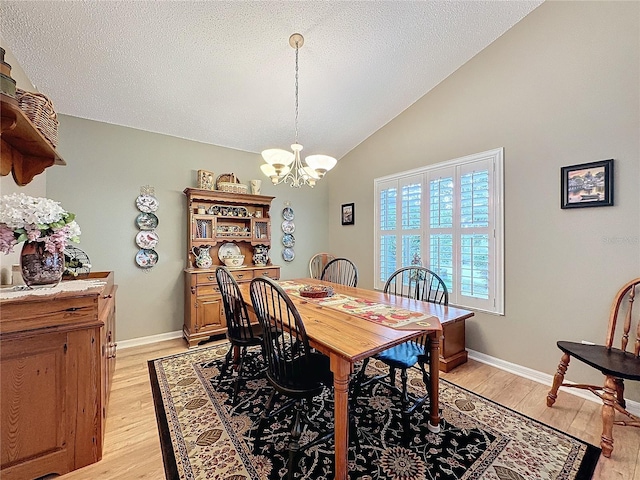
[192,245,213,269]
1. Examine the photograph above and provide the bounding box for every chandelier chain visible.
[294,40,299,145]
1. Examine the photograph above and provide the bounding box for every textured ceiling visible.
[0,1,542,160]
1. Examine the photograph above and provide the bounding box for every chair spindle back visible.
[605,278,640,356]
[250,277,313,389]
[309,253,336,279]
[384,266,449,306]
[216,267,255,341]
[320,258,358,287]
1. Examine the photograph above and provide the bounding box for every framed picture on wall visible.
[341,203,355,225]
[561,159,614,209]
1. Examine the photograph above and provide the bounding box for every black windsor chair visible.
[216,266,266,405]
[353,266,448,444]
[249,276,335,480]
[320,257,358,287]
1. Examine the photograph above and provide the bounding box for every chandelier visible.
[260,33,337,188]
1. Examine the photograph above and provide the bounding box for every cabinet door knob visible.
[236,274,244,279]
[208,276,215,281]
[103,294,113,299]
[262,272,270,277]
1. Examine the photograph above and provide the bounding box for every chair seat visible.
[557,341,640,381]
[267,352,333,397]
[376,342,427,370]
[227,323,265,347]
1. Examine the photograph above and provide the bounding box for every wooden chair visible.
[320,257,358,287]
[547,278,640,458]
[308,252,336,279]
[249,276,334,480]
[354,267,448,443]
[215,266,265,405]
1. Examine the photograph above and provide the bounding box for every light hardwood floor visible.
[60,339,640,480]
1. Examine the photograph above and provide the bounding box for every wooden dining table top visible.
[239,277,473,363]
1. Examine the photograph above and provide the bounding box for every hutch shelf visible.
[0,93,66,186]
[183,188,280,347]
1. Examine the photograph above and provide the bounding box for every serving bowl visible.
[223,254,245,267]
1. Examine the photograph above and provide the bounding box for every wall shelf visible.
[0,93,66,186]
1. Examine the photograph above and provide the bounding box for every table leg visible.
[428,333,441,433]
[330,353,352,480]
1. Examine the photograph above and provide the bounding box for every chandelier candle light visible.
[260,34,337,188]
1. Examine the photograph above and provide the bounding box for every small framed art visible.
[561,159,614,209]
[341,203,355,225]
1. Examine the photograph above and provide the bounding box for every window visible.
[374,148,504,314]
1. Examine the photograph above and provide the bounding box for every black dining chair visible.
[216,266,266,405]
[249,276,334,480]
[353,266,448,444]
[320,257,358,287]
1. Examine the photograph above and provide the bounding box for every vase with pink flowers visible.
[0,193,81,287]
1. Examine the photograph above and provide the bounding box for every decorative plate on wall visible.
[282,233,295,248]
[281,220,295,234]
[136,230,159,249]
[282,247,295,262]
[136,212,159,230]
[136,194,159,213]
[136,248,158,268]
[282,206,295,221]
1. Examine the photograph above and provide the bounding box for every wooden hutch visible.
[183,188,280,347]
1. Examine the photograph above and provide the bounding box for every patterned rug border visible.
[148,343,601,480]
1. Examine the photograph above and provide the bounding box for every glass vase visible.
[20,241,64,287]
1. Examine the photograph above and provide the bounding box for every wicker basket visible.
[218,182,248,194]
[16,88,59,148]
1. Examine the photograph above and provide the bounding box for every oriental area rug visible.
[148,344,600,480]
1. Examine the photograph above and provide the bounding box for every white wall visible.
[327,2,640,399]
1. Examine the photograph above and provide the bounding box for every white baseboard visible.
[467,349,640,417]
[117,330,183,350]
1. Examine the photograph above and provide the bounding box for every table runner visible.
[279,280,438,330]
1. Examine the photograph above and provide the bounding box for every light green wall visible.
[327,1,640,398]
[46,116,330,341]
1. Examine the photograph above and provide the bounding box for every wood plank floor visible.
[60,339,640,480]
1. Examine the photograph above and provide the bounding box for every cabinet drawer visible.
[254,268,280,280]
[230,270,253,283]
[196,272,219,285]
[198,284,221,297]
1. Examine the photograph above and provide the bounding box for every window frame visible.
[374,148,504,315]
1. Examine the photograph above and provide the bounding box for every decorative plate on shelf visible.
[282,247,295,262]
[136,230,159,249]
[136,212,159,230]
[282,233,295,248]
[218,242,241,262]
[135,248,158,268]
[281,220,295,234]
[136,194,159,213]
[282,206,295,221]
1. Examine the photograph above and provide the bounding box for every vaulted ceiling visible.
[0,1,542,160]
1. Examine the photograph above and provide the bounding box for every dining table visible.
[238,277,474,480]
